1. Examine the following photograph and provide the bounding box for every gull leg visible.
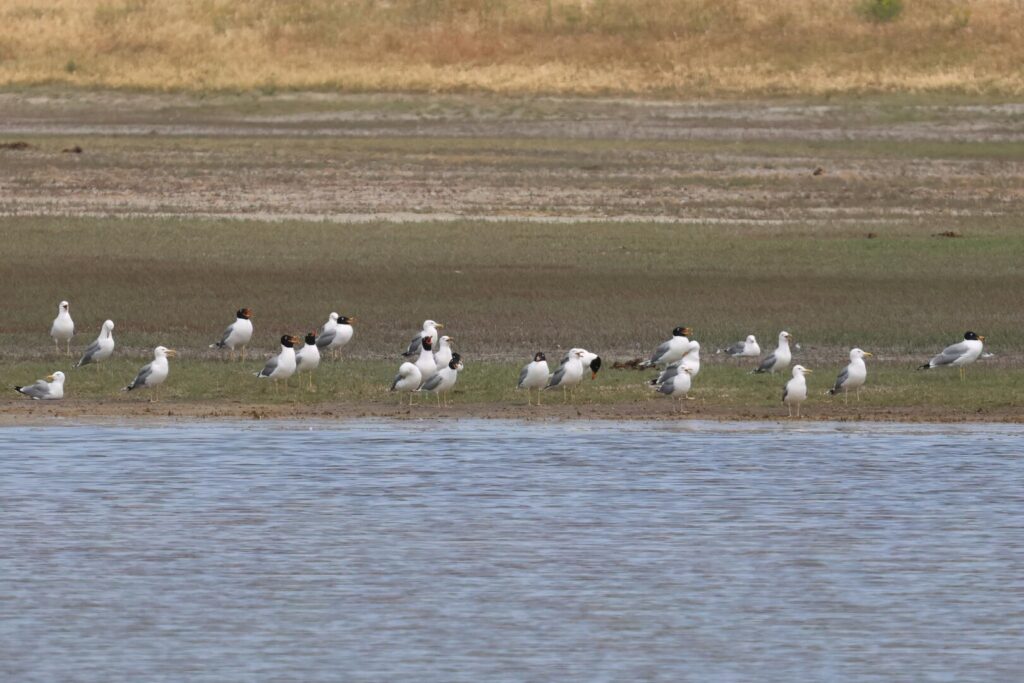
[537,389,541,406]
[960,366,966,382]
[797,403,802,418]
[66,340,71,357]
[844,389,848,405]
[54,338,59,355]
[787,403,792,418]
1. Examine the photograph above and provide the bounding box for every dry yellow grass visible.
[0,0,1022,96]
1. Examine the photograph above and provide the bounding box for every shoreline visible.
[3,399,1021,426]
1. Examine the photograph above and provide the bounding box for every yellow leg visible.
[66,340,71,357]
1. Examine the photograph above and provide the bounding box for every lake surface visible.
[1,419,1022,682]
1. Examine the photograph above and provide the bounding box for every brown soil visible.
[2,399,1020,425]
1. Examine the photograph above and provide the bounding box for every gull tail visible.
[210,342,226,349]
[917,363,931,371]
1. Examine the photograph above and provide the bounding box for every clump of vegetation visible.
[858,0,903,23]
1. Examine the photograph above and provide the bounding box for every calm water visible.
[1,419,1022,682]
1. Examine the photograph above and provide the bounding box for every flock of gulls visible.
[13,301,989,418]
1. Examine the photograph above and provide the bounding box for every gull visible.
[403,320,443,357]
[74,319,115,369]
[255,335,299,393]
[315,313,355,361]
[561,348,602,379]
[434,335,455,368]
[210,308,253,361]
[295,331,321,390]
[414,335,438,386]
[650,342,701,386]
[642,326,692,368]
[546,349,586,402]
[421,353,463,407]
[720,335,760,358]
[123,346,177,401]
[518,351,550,405]
[654,367,692,413]
[50,300,74,356]
[753,331,793,374]
[13,371,65,400]
[783,365,812,418]
[390,361,422,405]
[918,331,985,381]
[680,341,701,378]
[828,348,872,403]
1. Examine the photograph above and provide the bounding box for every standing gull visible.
[753,331,793,375]
[210,308,254,361]
[421,353,463,407]
[720,335,760,358]
[651,342,701,386]
[546,349,586,402]
[518,352,550,406]
[654,367,693,413]
[315,313,355,361]
[123,346,177,401]
[918,331,985,381]
[434,335,455,369]
[50,300,74,356]
[390,361,423,405]
[414,336,437,387]
[782,365,812,418]
[828,348,872,403]
[642,326,692,368]
[561,348,602,380]
[403,320,443,358]
[295,331,321,390]
[255,335,299,393]
[13,371,65,400]
[74,319,115,369]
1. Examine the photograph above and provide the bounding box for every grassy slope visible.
[0,216,1020,358]
[4,359,1020,418]
[1,1,1023,95]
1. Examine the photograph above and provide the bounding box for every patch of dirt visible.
[1,399,1020,425]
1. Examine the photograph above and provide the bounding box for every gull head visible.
[279,335,299,348]
[534,351,546,362]
[46,371,66,383]
[304,331,318,345]
[421,336,433,351]
[672,326,691,337]
[154,346,177,359]
[339,315,355,325]
[237,308,253,320]
[59,300,70,312]
[792,365,811,377]
[103,319,115,331]
[850,348,872,360]
[329,312,339,322]
[746,335,757,344]
[964,331,984,342]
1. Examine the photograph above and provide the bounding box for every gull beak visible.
[436,323,445,329]
[349,317,357,324]
[448,336,455,342]
[804,368,813,373]
[591,370,599,380]
[45,374,55,381]
[165,349,178,358]
[863,351,874,357]
[979,335,986,341]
